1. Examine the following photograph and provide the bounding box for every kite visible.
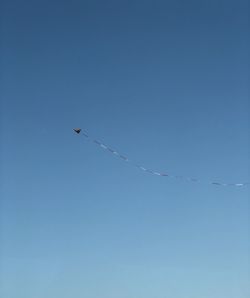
[73,128,249,187]
[73,128,81,134]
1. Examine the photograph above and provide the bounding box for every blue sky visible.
[1,0,249,297]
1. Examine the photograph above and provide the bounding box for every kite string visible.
[76,129,249,187]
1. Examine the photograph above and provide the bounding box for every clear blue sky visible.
[1,1,249,297]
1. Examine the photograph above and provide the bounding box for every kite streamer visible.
[73,128,249,187]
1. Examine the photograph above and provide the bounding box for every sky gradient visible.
[1,1,249,297]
